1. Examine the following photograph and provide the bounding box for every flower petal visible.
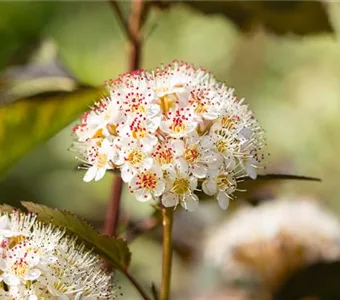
[182,194,199,211]
[217,191,230,210]
[121,165,135,182]
[191,164,207,179]
[3,273,20,286]
[154,181,166,197]
[83,166,97,182]
[162,193,178,208]
[202,178,217,196]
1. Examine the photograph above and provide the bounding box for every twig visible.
[123,215,161,243]
[124,270,152,300]
[104,176,123,237]
[161,207,174,300]
[151,282,160,300]
[104,0,145,239]
[109,1,134,42]
[127,0,144,71]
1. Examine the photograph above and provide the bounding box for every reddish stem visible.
[105,0,144,238]
[104,176,123,237]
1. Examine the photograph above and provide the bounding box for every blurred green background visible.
[1,1,340,299]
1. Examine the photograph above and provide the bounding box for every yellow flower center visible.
[221,116,235,130]
[169,117,186,134]
[216,174,233,190]
[8,235,25,249]
[193,101,207,114]
[131,103,146,113]
[12,260,29,277]
[155,148,173,165]
[92,128,104,139]
[171,178,190,195]
[96,153,108,168]
[184,146,199,163]
[139,172,157,190]
[126,150,143,166]
[107,123,118,136]
[215,139,228,154]
[159,94,175,115]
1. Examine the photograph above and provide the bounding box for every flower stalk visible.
[161,207,174,300]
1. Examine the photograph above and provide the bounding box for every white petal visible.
[94,167,106,181]
[202,179,217,196]
[0,258,7,270]
[25,269,41,281]
[3,273,20,286]
[154,181,166,197]
[140,157,153,171]
[162,193,178,208]
[135,189,152,202]
[191,164,207,179]
[200,136,214,149]
[141,136,158,152]
[0,215,10,230]
[121,165,135,182]
[147,104,160,117]
[182,194,199,211]
[175,157,189,175]
[171,139,185,157]
[148,117,161,133]
[217,191,230,210]
[245,163,257,179]
[83,167,97,182]
[187,131,199,145]
[239,127,252,139]
[189,176,198,190]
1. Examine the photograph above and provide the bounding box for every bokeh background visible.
[1,1,340,299]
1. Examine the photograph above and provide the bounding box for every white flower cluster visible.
[205,199,340,283]
[0,212,116,300]
[73,61,265,211]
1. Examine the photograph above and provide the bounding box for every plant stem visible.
[124,270,151,300]
[161,207,174,300]
[104,0,144,237]
[127,0,144,71]
[104,176,123,237]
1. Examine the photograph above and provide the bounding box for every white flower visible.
[202,170,236,210]
[162,159,199,211]
[129,165,165,202]
[205,198,340,286]
[0,212,116,300]
[160,107,198,138]
[83,138,116,182]
[115,137,154,183]
[0,242,41,286]
[72,61,266,210]
[172,131,219,179]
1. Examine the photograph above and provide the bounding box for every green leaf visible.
[22,201,131,271]
[0,88,102,178]
[239,174,321,182]
[182,1,333,36]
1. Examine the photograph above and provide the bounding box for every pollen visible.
[215,139,229,154]
[184,146,199,163]
[159,94,175,115]
[216,174,234,190]
[126,149,144,166]
[171,178,190,195]
[92,128,104,139]
[96,153,108,168]
[139,172,157,190]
